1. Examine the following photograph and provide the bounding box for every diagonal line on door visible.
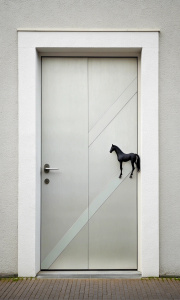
[41,167,132,269]
[89,76,137,131]
[89,77,137,147]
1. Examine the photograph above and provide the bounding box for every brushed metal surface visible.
[41,57,137,270]
[88,58,137,269]
[41,58,88,269]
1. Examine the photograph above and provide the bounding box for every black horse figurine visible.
[110,144,140,178]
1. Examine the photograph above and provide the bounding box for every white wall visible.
[0,0,180,276]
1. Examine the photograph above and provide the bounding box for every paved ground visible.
[0,278,180,299]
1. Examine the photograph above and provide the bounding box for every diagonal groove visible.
[89,76,137,131]
[89,78,137,147]
[41,167,132,269]
[89,93,137,147]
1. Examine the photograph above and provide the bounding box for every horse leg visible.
[119,161,123,178]
[135,161,137,169]
[130,160,135,178]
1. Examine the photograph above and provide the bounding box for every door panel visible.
[41,58,88,269]
[88,58,137,269]
[41,57,138,270]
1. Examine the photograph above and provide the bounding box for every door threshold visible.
[37,270,142,279]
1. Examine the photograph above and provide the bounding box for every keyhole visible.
[44,178,50,184]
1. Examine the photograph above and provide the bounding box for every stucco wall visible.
[0,0,180,276]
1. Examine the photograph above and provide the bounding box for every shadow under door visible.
[41,57,138,270]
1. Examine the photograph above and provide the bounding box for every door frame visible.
[18,30,159,277]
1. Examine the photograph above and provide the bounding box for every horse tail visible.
[136,155,140,172]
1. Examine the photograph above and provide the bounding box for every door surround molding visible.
[18,31,159,277]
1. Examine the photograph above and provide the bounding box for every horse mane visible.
[113,144,124,154]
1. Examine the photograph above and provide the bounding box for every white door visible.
[41,57,138,270]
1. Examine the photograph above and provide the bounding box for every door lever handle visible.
[44,164,59,173]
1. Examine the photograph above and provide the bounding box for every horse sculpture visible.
[110,144,140,178]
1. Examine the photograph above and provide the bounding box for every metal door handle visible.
[44,164,59,173]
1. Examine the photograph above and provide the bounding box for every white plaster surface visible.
[0,0,180,276]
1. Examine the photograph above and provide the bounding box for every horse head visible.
[110,144,115,153]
